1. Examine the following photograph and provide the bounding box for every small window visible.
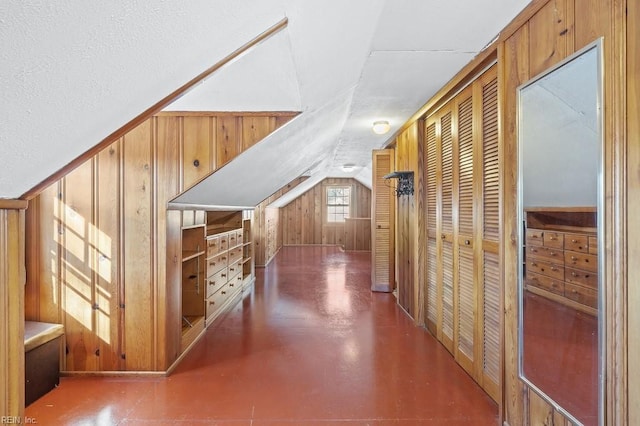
[326,186,351,223]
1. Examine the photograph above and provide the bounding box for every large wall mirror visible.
[518,40,603,426]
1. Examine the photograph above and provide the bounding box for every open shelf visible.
[182,250,206,262]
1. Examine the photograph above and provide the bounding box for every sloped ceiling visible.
[1,0,530,202]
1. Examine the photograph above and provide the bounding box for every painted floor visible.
[26,246,498,425]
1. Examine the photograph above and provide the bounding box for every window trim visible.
[324,184,353,224]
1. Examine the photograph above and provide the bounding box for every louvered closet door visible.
[439,108,454,352]
[454,91,475,373]
[479,69,500,401]
[425,119,438,335]
[371,149,395,292]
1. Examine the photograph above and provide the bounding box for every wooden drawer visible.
[206,267,227,298]
[218,233,229,251]
[565,251,597,273]
[527,245,563,263]
[565,267,598,289]
[526,271,564,296]
[588,236,598,255]
[207,251,228,276]
[565,283,597,308]
[206,235,220,257]
[227,259,243,280]
[543,231,564,249]
[206,283,232,319]
[227,271,243,293]
[526,229,544,246]
[228,246,243,264]
[236,229,244,246]
[565,234,589,253]
[526,258,564,281]
[228,231,239,249]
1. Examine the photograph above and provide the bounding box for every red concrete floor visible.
[26,246,498,425]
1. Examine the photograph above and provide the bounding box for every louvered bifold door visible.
[425,119,438,335]
[479,68,500,402]
[371,149,395,292]
[439,108,454,353]
[454,91,475,374]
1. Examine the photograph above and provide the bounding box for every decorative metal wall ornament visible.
[383,171,414,197]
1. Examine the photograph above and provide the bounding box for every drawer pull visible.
[209,280,216,285]
[230,283,234,287]
[209,261,216,266]
[571,289,577,294]
[572,239,578,243]
[465,240,470,245]
[549,236,557,240]
[209,301,215,305]
[572,272,578,277]
[530,262,537,267]
[230,268,235,272]
[222,256,227,260]
[221,291,226,295]
[531,235,539,238]
[551,267,558,271]
[530,248,538,253]
[571,256,577,261]
[221,273,227,277]
[550,252,557,257]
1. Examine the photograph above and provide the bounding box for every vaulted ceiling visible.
[1,0,530,205]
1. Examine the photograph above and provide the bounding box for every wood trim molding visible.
[0,199,28,210]
[21,17,289,201]
[154,111,299,117]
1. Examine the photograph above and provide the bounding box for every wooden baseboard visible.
[60,370,167,378]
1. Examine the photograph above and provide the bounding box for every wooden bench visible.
[24,321,64,406]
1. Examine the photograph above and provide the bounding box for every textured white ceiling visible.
[1,0,531,203]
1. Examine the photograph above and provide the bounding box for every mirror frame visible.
[517,38,605,425]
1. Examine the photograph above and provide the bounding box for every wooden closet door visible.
[371,149,395,292]
[425,120,438,335]
[439,108,454,352]
[479,69,500,401]
[454,91,475,373]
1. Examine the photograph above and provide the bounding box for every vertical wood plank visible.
[216,116,240,166]
[96,141,122,370]
[122,120,154,370]
[628,0,640,423]
[242,116,273,151]
[182,116,212,189]
[155,116,181,369]
[0,207,26,419]
[61,160,97,371]
[528,0,572,77]
[501,21,530,426]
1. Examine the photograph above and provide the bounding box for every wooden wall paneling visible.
[0,206,26,419]
[628,0,639,423]
[61,160,98,371]
[371,149,395,292]
[216,115,240,167]
[155,117,181,369]
[182,116,213,190]
[122,121,154,370]
[528,0,573,77]
[95,141,122,370]
[415,120,426,326]
[501,20,529,426]
[242,116,276,151]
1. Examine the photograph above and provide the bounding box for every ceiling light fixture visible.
[372,120,391,135]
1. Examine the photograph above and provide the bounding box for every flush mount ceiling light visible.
[372,120,391,135]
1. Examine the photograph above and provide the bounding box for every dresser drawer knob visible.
[230,283,234,287]
[530,248,537,253]
[464,240,470,245]
[209,280,216,285]
[571,256,577,261]
[221,291,226,295]
[551,267,558,271]
[572,272,578,277]
[572,239,578,243]
[221,273,227,277]
[209,301,215,305]
[549,236,557,240]
[530,262,537,267]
